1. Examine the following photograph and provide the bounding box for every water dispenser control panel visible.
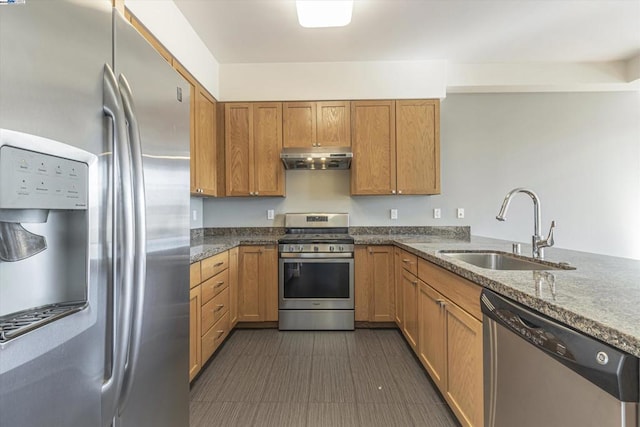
[0,145,88,210]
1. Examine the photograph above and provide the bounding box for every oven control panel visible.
[279,243,354,254]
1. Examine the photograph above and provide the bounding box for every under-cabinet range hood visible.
[280,146,353,170]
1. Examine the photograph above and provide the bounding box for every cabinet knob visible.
[255,191,259,196]
[249,192,254,196]
[398,190,403,194]
[391,190,396,194]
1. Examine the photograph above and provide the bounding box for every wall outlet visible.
[433,208,441,219]
[457,208,465,219]
[390,209,398,220]
[267,209,275,220]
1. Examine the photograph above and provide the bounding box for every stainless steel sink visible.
[439,250,575,271]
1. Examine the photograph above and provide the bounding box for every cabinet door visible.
[351,100,396,195]
[402,269,418,351]
[238,246,263,321]
[368,246,394,322]
[173,62,197,194]
[354,246,369,321]
[393,248,403,327]
[189,286,201,381]
[194,86,218,195]
[253,103,284,196]
[261,245,279,321]
[229,246,239,327]
[283,102,316,147]
[418,281,446,390]
[225,103,253,196]
[445,300,483,427]
[317,101,350,147]
[396,100,440,195]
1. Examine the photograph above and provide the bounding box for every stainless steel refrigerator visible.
[0,1,190,426]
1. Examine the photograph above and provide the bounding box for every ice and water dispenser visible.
[0,129,93,342]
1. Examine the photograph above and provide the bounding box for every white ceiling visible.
[173,0,640,65]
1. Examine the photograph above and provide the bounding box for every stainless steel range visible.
[278,213,354,330]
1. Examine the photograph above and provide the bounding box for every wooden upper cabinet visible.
[283,102,316,147]
[194,87,219,195]
[225,103,284,197]
[351,99,440,196]
[317,101,350,147]
[283,101,350,147]
[396,100,440,195]
[225,103,253,196]
[351,100,396,195]
[254,103,284,196]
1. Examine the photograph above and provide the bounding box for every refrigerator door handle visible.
[101,64,137,425]
[115,73,147,415]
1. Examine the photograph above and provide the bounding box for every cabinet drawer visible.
[190,262,201,289]
[417,258,482,321]
[202,286,229,333]
[201,251,229,280]
[202,311,229,362]
[201,269,229,305]
[398,250,418,275]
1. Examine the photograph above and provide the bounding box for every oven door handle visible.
[280,252,353,259]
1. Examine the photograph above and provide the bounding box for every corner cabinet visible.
[225,103,285,197]
[351,99,440,196]
[283,101,350,148]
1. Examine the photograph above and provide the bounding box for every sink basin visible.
[439,250,574,271]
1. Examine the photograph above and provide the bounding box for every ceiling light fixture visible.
[296,0,354,28]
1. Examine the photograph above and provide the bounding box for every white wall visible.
[219,61,447,101]
[202,92,640,259]
[125,0,220,98]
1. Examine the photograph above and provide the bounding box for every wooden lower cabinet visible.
[418,281,446,390]
[238,245,278,322]
[401,269,419,350]
[229,246,239,327]
[354,245,394,322]
[393,248,404,327]
[444,299,483,427]
[188,286,202,382]
[189,248,239,381]
[417,258,484,427]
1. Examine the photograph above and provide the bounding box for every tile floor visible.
[190,328,460,427]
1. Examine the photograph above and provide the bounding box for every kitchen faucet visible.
[496,188,555,259]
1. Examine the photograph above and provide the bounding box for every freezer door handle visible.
[101,63,137,425]
[116,73,148,415]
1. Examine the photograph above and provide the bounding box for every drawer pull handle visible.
[213,262,224,267]
[214,281,225,288]
[402,259,410,263]
[215,304,225,312]
[436,299,447,308]
[412,280,418,285]
[216,330,224,339]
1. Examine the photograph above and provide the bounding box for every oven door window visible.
[282,261,350,299]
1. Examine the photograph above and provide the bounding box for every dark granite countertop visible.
[190,229,640,357]
[395,236,640,358]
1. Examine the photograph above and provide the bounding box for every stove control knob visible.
[329,246,335,252]
[298,245,304,252]
[338,246,344,252]
[288,245,295,252]
[314,245,319,252]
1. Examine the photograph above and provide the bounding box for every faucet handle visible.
[543,220,555,247]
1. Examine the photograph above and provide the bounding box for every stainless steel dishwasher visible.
[481,289,639,427]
